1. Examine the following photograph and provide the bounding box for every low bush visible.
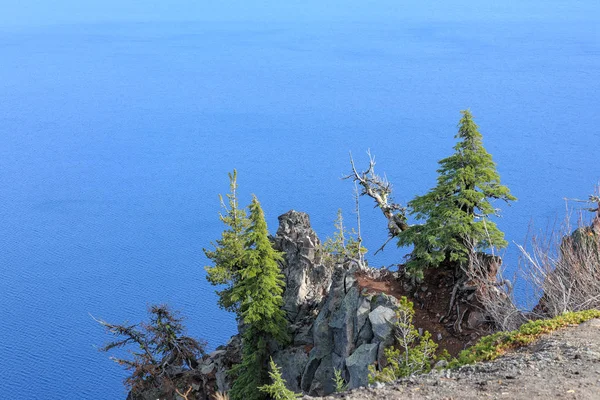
[369,297,440,383]
[450,309,600,367]
[258,358,301,400]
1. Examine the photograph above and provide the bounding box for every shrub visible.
[518,197,600,317]
[258,358,301,400]
[450,309,600,368]
[369,297,438,383]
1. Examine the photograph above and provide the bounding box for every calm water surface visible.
[1,5,599,399]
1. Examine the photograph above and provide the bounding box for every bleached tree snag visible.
[344,151,409,252]
[176,386,193,400]
[353,182,367,270]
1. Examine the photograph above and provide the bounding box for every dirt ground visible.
[356,269,489,356]
[306,319,600,400]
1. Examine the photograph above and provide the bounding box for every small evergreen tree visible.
[204,170,250,312]
[369,297,439,383]
[259,358,302,400]
[322,209,367,266]
[229,196,289,400]
[230,196,288,342]
[397,110,516,276]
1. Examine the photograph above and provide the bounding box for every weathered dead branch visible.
[344,151,409,252]
[176,386,194,400]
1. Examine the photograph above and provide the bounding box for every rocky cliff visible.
[193,210,401,398]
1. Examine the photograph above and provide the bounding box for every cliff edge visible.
[308,318,600,400]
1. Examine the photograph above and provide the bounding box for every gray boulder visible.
[345,343,379,388]
[369,306,397,342]
[273,347,310,392]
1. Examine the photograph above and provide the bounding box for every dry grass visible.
[466,249,526,332]
[518,193,600,318]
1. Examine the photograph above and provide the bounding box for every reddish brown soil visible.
[356,269,487,356]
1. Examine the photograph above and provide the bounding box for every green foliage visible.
[258,357,302,400]
[230,332,269,400]
[369,297,438,383]
[204,170,251,312]
[332,368,348,393]
[322,209,367,266]
[450,309,600,368]
[397,110,516,277]
[229,196,289,343]
[226,195,289,400]
[206,172,289,400]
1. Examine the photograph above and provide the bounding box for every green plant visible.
[258,358,301,400]
[450,309,600,368]
[332,368,348,393]
[229,196,289,343]
[227,196,289,400]
[204,169,251,313]
[205,173,289,400]
[322,209,367,266]
[369,297,438,383]
[230,333,269,400]
[397,110,516,277]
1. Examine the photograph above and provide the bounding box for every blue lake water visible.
[1,3,599,398]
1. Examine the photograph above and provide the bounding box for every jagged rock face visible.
[274,210,333,324]
[269,211,398,397]
[194,336,242,399]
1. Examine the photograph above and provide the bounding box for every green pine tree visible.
[230,196,289,342]
[230,330,269,400]
[204,170,250,312]
[322,209,367,266]
[229,196,289,400]
[398,110,516,276]
[259,357,302,400]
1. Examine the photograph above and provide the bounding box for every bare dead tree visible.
[93,304,206,398]
[344,151,409,253]
[465,248,526,331]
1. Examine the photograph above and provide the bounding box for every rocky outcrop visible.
[274,211,334,340]
[270,211,399,396]
[143,210,399,399]
[190,210,399,398]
